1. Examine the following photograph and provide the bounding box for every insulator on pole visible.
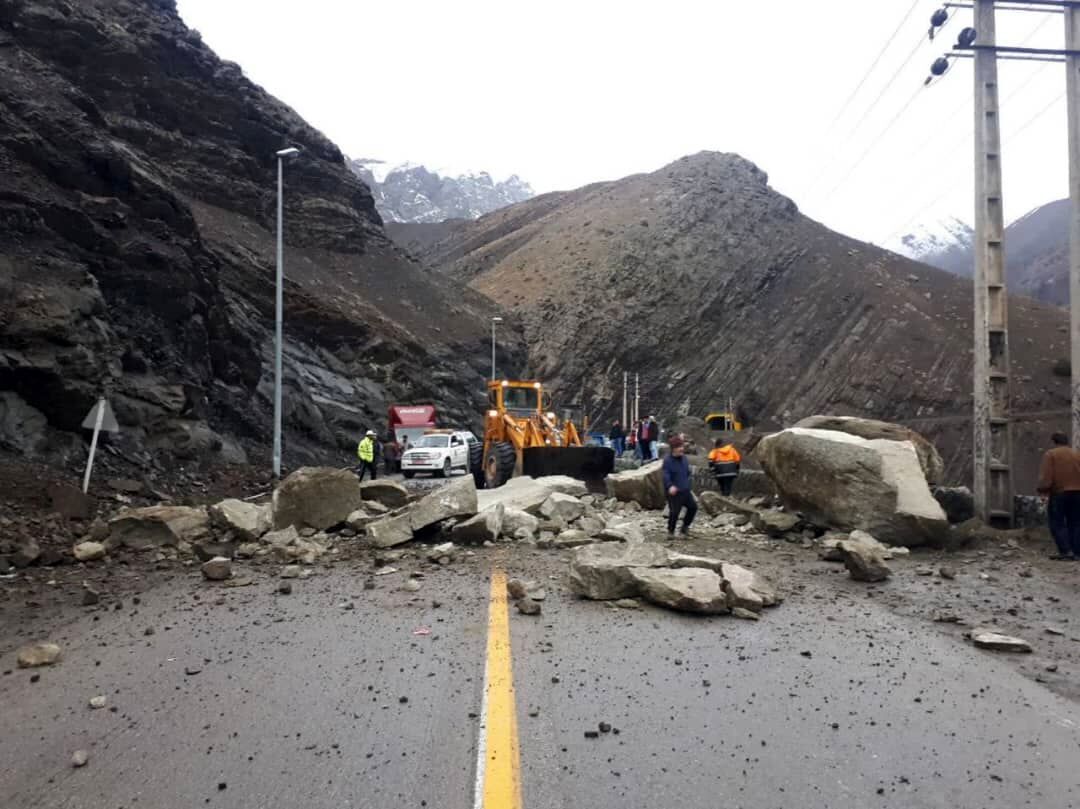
[930,56,950,77]
[958,27,977,48]
[930,8,948,29]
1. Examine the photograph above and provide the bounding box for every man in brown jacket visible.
[1037,432,1080,560]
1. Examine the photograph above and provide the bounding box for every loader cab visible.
[488,380,543,418]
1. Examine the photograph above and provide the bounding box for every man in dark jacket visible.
[662,435,697,538]
[609,420,626,458]
[1038,432,1080,560]
[638,419,653,463]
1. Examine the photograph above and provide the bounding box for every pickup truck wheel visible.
[438,458,452,478]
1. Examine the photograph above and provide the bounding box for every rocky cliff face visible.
[348,159,534,223]
[416,152,1071,489]
[0,0,513,473]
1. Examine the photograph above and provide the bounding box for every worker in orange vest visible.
[708,439,741,496]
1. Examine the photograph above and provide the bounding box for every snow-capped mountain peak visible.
[887,216,975,276]
[348,158,534,223]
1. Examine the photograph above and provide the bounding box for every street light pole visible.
[491,316,503,381]
[273,146,300,479]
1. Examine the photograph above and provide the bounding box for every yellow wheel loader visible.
[480,380,615,488]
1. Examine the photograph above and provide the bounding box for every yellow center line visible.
[474,569,523,809]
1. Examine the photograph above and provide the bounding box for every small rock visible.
[81,588,100,607]
[731,607,761,621]
[73,542,107,562]
[144,626,155,636]
[200,557,232,581]
[516,597,541,615]
[280,565,301,579]
[971,629,1032,653]
[1046,663,1059,672]
[584,730,599,739]
[598,721,612,733]
[939,566,957,580]
[71,750,89,768]
[402,579,422,593]
[89,696,106,709]
[613,598,641,610]
[914,566,934,576]
[506,578,527,600]
[278,582,292,595]
[525,587,546,602]
[16,642,61,668]
[1045,625,1066,636]
[185,665,203,676]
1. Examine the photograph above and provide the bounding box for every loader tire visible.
[484,442,516,489]
[469,442,485,488]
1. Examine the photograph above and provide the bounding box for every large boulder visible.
[366,512,414,548]
[501,508,540,539]
[360,480,410,510]
[629,567,729,614]
[569,543,779,615]
[108,506,211,550]
[452,503,505,543]
[569,542,672,600]
[540,493,587,523]
[751,510,800,537]
[698,491,759,519]
[210,499,272,541]
[605,462,665,510]
[409,476,478,532]
[72,541,106,562]
[272,467,364,531]
[757,428,948,546]
[793,415,945,485]
[477,476,586,514]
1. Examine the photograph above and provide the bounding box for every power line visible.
[820,0,925,137]
[878,89,1066,245]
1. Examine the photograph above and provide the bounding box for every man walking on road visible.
[357,430,378,481]
[1037,432,1080,560]
[648,415,661,460]
[663,435,697,539]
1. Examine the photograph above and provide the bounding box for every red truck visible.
[388,404,437,451]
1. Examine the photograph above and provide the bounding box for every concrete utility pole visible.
[1067,4,1080,445]
[634,374,640,424]
[971,0,1014,526]
[273,146,300,480]
[490,316,503,381]
[622,371,628,426]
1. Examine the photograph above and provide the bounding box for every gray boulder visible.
[751,510,800,537]
[971,629,1032,653]
[109,506,211,550]
[698,491,759,519]
[838,540,891,582]
[17,642,61,668]
[502,508,540,539]
[569,542,671,600]
[605,462,665,510]
[630,567,729,614]
[11,538,41,568]
[758,428,948,547]
[410,476,478,532]
[272,467,364,531]
[452,504,505,543]
[367,512,415,548]
[200,557,232,581]
[210,499,272,541]
[540,492,587,523]
[574,515,606,537]
[794,415,945,485]
[721,562,779,611]
[477,475,587,514]
[360,480,410,510]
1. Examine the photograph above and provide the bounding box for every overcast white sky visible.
[177,0,1068,245]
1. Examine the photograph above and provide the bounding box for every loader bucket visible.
[522,446,616,482]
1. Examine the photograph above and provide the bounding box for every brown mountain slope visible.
[0,0,511,473]
[418,152,1070,490]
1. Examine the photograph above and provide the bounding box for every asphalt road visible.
[2,551,1079,809]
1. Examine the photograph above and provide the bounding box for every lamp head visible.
[276,147,301,158]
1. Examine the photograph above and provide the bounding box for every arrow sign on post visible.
[81,398,120,493]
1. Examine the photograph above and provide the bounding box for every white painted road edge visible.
[471,599,492,809]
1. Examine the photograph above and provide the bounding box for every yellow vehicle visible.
[705,411,743,432]
[481,379,615,488]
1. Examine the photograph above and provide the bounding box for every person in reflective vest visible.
[708,439,741,496]
[356,430,377,481]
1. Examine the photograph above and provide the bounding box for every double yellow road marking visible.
[473,570,523,809]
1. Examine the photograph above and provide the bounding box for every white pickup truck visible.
[401,431,479,479]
